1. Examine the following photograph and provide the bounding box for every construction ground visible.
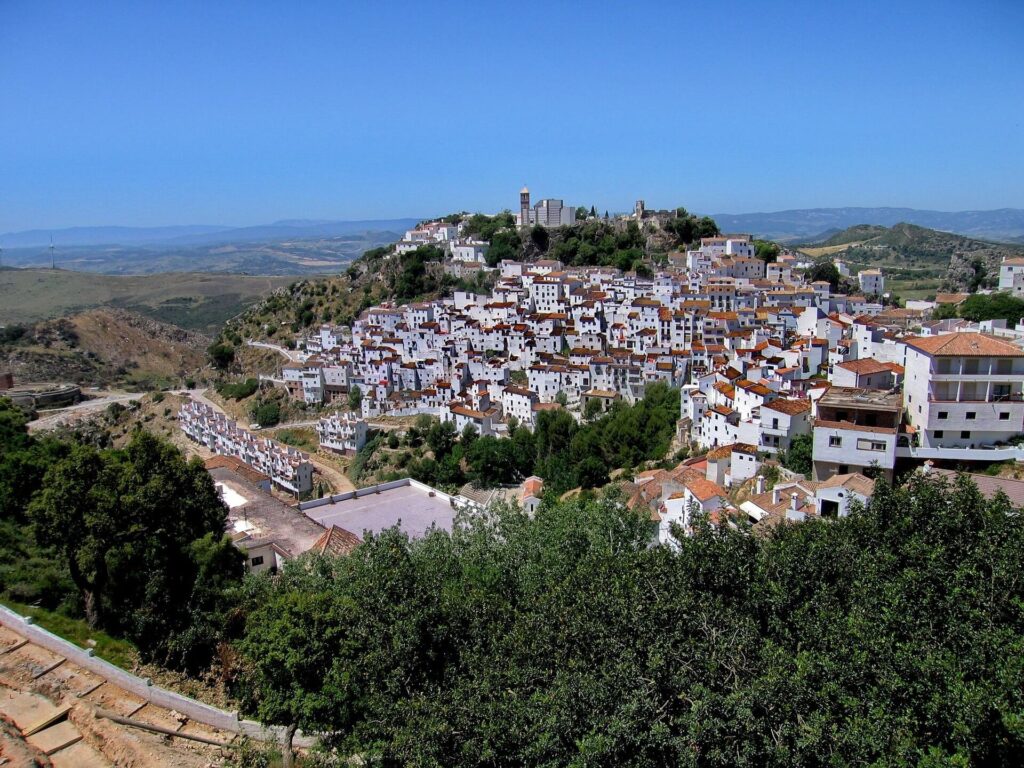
[0,624,239,767]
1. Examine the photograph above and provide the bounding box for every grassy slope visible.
[2,599,138,668]
[0,268,296,332]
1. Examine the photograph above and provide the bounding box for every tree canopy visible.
[805,258,842,291]
[408,384,680,493]
[28,429,243,669]
[662,208,721,247]
[934,292,1024,327]
[0,398,244,673]
[238,472,1024,765]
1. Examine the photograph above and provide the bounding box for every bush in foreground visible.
[238,475,1024,765]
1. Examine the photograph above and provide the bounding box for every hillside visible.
[1,308,209,388]
[1,232,402,275]
[799,222,1024,292]
[710,206,1024,243]
[0,267,294,332]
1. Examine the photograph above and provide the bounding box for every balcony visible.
[928,393,1024,403]
[895,445,1024,462]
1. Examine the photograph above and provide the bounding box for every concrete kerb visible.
[0,605,315,748]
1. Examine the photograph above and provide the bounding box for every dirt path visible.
[28,390,144,433]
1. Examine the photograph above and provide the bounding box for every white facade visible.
[316,412,368,455]
[179,401,314,495]
[999,258,1024,297]
[858,269,885,296]
[903,334,1024,450]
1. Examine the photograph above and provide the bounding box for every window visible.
[961,431,971,439]
[938,411,948,420]
[966,412,976,420]
[1000,412,1011,420]
[857,439,887,452]
[829,435,842,447]
[934,430,944,438]
[251,556,264,566]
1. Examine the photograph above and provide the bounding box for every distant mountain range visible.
[0,218,424,249]
[707,207,1024,244]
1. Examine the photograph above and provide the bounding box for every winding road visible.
[27,390,144,433]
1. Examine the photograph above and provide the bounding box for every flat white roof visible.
[304,484,457,540]
[217,482,250,509]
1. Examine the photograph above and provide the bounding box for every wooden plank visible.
[21,703,71,736]
[26,720,82,755]
[1,638,28,654]
[77,679,105,698]
[32,657,67,679]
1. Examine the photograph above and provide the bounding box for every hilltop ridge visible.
[799,222,1024,292]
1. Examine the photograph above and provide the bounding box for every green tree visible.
[956,293,1024,326]
[253,402,281,428]
[207,342,235,370]
[237,474,1024,765]
[806,258,842,291]
[28,432,242,668]
[781,433,813,475]
[426,420,457,459]
[348,384,363,411]
[754,239,781,263]
[461,422,479,448]
[465,437,518,487]
[485,230,521,267]
[531,224,550,252]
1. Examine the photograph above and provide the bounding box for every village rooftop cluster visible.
[182,191,1024,556]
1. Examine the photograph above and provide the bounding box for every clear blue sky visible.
[2,0,1022,230]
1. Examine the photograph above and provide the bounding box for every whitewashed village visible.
[178,189,1024,572]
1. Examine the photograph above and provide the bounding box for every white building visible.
[999,257,1024,297]
[858,268,885,296]
[902,333,1024,454]
[316,412,368,455]
[812,387,903,482]
[179,401,314,495]
[451,240,489,264]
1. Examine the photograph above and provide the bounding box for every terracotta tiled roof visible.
[685,476,727,503]
[312,525,362,557]
[204,455,272,485]
[818,473,875,496]
[835,358,891,375]
[904,333,1024,357]
[762,398,810,415]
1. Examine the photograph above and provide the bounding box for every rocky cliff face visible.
[943,246,1014,292]
[2,309,209,387]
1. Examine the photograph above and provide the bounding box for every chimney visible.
[772,488,781,505]
[922,460,934,475]
[790,492,799,512]
[755,475,765,495]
